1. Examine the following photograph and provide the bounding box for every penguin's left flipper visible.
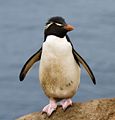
[19,48,42,81]
[73,49,96,85]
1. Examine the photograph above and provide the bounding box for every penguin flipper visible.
[19,48,42,81]
[73,49,96,85]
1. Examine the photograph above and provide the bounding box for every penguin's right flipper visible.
[19,48,42,81]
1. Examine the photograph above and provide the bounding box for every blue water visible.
[0,0,115,119]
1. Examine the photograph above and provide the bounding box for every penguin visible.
[19,16,96,116]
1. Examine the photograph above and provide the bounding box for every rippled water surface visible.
[0,0,115,119]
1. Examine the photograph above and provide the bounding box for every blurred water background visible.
[0,0,115,119]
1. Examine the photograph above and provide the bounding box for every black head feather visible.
[44,16,69,38]
[46,16,66,25]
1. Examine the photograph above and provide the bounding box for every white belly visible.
[39,35,81,99]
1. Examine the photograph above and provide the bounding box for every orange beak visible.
[64,24,74,31]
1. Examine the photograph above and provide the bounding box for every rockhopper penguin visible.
[19,16,96,116]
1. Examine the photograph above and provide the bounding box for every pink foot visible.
[60,98,72,110]
[42,99,57,116]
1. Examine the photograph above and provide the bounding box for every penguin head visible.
[44,16,74,38]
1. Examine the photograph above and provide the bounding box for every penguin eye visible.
[45,22,53,29]
[55,23,63,27]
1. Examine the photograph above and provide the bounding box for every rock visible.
[17,98,115,120]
